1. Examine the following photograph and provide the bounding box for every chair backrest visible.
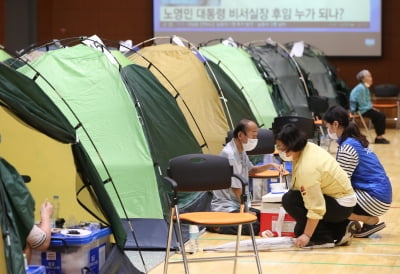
[225,128,275,155]
[307,95,329,116]
[272,116,315,139]
[373,84,400,97]
[167,154,233,192]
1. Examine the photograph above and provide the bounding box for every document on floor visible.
[204,236,336,252]
[204,237,295,252]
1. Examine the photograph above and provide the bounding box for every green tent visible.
[0,48,24,69]
[121,63,203,208]
[0,48,12,62]
[198,43,278,129]
[0,63,126,273]
[18,44,162,220]
[16,42,208,250]
[0,157,35,274]
[203,59,258,126]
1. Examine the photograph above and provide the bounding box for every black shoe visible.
[375,138,390,144]
[354,222,386,238]
[336,221,357,246]
[302,241,335,249]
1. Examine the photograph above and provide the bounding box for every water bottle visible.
[188,225,199,254]
[23,253,28,271]
[52,195,60,228]
[263,153,274,164]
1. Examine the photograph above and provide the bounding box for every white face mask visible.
[242,138,258,151]
[327,128,339,140]
[278,151,293,162]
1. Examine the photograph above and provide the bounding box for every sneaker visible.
[354,222,386,238]
[302,241,335,249]
[336,221,357,246]
[375,138,390,144]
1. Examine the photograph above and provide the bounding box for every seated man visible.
[210,119,282,235]
[349,69,389,144]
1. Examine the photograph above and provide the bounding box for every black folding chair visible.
[163,153,262,274]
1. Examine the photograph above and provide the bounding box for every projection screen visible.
[153,0,382,57]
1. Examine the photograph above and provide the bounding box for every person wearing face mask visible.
[209,119,283,235]
[323,105,392,238]
[349,69,389,144]
[276,123,357,248]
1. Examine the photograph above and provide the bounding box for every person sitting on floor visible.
[323,105,392,238]
[210,119,283,235]
[24,200,53,263]
[276,123,357,248]
[0,157,53,266]
[349,69,390,144]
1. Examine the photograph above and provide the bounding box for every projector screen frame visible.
[153,0,382,57]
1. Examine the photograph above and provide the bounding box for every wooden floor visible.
[149,128,400,274]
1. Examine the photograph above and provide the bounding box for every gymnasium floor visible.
[142,128,399,274]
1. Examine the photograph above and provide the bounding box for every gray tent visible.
[245,40,313,119]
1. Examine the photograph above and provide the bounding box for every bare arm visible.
[232,187,242,202]
[294,218,319,248]
[249,162,284,175]
[24,200,54,263]
[36,200,53,250]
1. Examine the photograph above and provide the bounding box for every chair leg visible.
[357,112,373,141]
[164,207,190,274]
[233,224,243,274]
[175,207,190,273]
[164,209,175,274]
[249,224,263,274]
[233,223,262,274]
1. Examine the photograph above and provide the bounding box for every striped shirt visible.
[26,225,47,249]
[337,143,390,215]
[336,144,359,177]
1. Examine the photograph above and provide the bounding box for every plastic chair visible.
[163,153,262,274]
[307,95,329,120]
[349,111,373,140]
[372,84,400,129]
[307,95,330,146]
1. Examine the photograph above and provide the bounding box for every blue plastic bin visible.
[26,265,46,274]
[30,227,111,274]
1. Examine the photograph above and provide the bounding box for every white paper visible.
[290,41,305,57]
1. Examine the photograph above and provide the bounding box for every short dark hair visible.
[323,105,349,127]
[275,123,307,152]
[233,119,253,138]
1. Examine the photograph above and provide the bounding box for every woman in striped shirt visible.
[323,105,392,238]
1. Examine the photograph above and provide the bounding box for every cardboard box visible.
[260,192,296,237]
[31,227,111,274]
